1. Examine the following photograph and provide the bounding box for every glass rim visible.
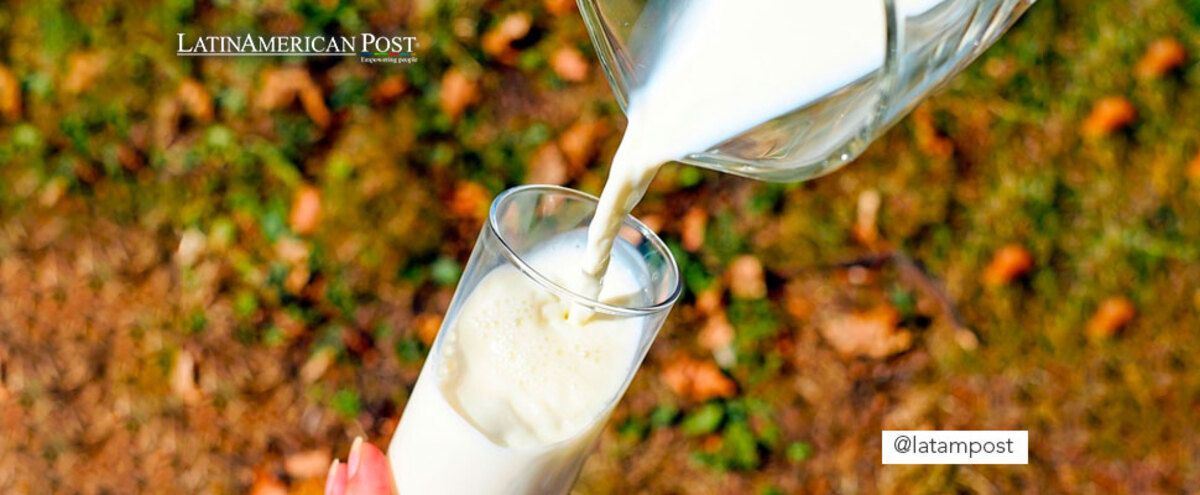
[487,184,682,317]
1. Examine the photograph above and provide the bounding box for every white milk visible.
[577,0,942,307]
[389,1,952,492]
[389,232,652,494]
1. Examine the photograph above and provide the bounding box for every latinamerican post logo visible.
[176,33,420,64]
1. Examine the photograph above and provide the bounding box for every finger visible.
[345,437,398,495]
[325,458,348,495]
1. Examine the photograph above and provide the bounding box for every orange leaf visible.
[1081,96,1135,138]
[820,305,911,359]
[981,243,1034,286]
[1086,297,1135,339]
[660,356,736,402]
[289,186,322,235]
[551,47,589,82]
[438,68,479,120]
[728,255,766,300]
[1136,38,1186,79]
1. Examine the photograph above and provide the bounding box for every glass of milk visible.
[387,185,681,494]
[579,0,1036,182]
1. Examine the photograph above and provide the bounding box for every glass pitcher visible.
[578,0,1037,182]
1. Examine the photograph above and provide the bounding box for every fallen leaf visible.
[178,79,214,123]
[698,311,734,351]
[1081,96,1135,138]
[728,255,766,300]
[256,67,330,127]
[694,284,724,316]
[176,228,206,267]
[981,243,1034,286]
[448,181,491,221]
[0,65,20,120]
[558,118,605,170]
[115,144,143,172]
[438,68,479,120]
[63,51,107,95]
[414,312,443,346]
[527,143,569,185]
[543,0,576,15]
[1136,38,1186,79]
[371,74,408,104]
[911,105,953,157]
[681,207,707,252]
[170,349,202,405]
[249,466,288,495]
[551,47,589,82]
[481,12,532,64]
[289,186,322,235]
[852,189,882,247]
[820,305,911,359]
[284,449,332,479]
[1187,152,1200,182]
[660,356,737,402]
[782,281,813,321]
[1086,296,1135,339]
[299,347,336,383]
[297,82,331,128]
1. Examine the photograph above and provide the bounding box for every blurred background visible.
[1,0,1199,493]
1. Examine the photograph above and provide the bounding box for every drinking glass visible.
[579,0,1036,182]
[387,185,681,494]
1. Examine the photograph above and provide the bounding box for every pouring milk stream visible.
[388,0,999,493]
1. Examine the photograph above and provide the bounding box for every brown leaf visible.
[249,466,288,495]
[257,67,330,127]
[1086,296,1135,339]
[297,82,331,128]
[528,143,569,185]
[551,47,589,82]
[448,181,491,221]
[289,186,322,235]
[414,312,443,346]
[782,281,813,321]
[698,311,734,351]
[371,74,408,104]
[115,144,143,172]
[558,118,605,170]
[299,347,335,383]
[0,65,20,120]
[170,349,202,405]
[1136,38,1186,79]
[284,449,332,479]
[1081,96,1135,138]
[728,255,766,300]
[981,243,1034,286]
[660,356,736,402]
[681,207,707,252]
[911,105,953,157]
[1187,152,1200,182]
[481,13,532,64]
[178,79,214,123]
[438,68,479,120]
[851,189,882,247]
[543,0,576,16]
[63,51,107,95]
[694,284,724,316]
[820,305,912,359]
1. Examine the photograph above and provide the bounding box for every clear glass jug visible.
[578,0,1037,182]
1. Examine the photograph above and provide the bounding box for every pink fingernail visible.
[325,459,341,494]
[347,436,364,479]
